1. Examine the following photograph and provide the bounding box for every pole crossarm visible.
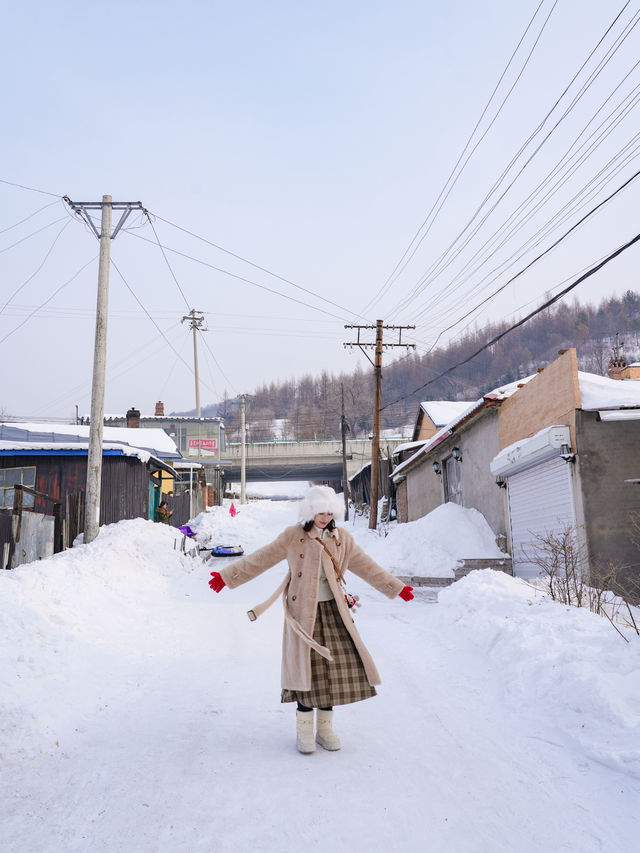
[181,309,207,331]
[63,197,146,240]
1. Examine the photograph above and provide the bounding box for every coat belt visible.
[246,572,333,662]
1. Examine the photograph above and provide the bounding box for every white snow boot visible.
[296,710,316,754]
[315,709,341,751]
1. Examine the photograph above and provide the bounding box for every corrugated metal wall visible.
[0,454,151,526]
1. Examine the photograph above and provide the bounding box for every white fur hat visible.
[298,485,345,523]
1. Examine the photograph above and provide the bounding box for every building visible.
[0,422,179,567]
[392,349,640,599]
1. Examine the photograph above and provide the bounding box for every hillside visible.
[186,291,640,441]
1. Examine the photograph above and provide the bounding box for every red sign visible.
[188,438,217,454]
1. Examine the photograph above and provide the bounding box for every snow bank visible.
[2,500,640,853]
[347,502,505,577]
[436,570,640,780]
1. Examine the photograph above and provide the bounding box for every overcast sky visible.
[2,0,640,422]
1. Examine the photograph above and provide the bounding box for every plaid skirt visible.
[281,599,377,707]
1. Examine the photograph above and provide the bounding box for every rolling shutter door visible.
[507,456,576,579]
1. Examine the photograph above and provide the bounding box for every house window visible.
[0,466,36,508]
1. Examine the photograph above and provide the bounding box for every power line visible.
[0,214,70,256]
[109,258,218,398]
[0,218,74,316]
[124,230,354,323]
[144,211,191,310]
[420,164,640,352]
[380,228,640,411]
[0,255,97,347]
[410,64,640,331]
[0,178,62,198]
[385,1,637,321]
[146,211,369,323]
[363,0,558,316]
[0,199,62,235]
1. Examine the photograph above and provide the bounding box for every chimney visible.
[608,357,628,381]
[155,401,165,417]
[126,407,141,428]
[607,332,627,380]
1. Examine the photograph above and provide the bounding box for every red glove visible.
[399,585,414,602]
[209,571,226,593]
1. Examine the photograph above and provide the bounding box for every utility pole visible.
[341,383,350,521]
[181,309,206,418]
[240,393,247,504]
[344,321,415,529]
[64,195,145,544]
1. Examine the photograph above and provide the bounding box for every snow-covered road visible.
[2,501,639,852]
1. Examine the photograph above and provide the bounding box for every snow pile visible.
[436,570,640,780]
[2,499,640,852]
[347,502,505,577]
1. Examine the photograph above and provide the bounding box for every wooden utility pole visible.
[64,195,144,544]
[341,383,350,521]
[344,321,415,529]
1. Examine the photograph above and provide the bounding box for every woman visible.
[156,500,172,524]
[209,485,414,754]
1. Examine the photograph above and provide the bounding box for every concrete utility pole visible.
[181,309,207,418]
[341,383,350,521]
[344,321,415,529]
[240,394,247,504]
[64,195,145,544]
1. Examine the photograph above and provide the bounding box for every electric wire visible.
[31,323,186,417]
[417,164,640,351]
[385,1,637,322]
[144,212,191,310]
[0,199,62,235]
[109,258,218,398]
[124,230,354,323]
[412,67,640,330]
[362,0,558,316]
[141,212,370,322]
[0,178,62,198]
[197,328,237,396]
[381,228,640,412]
[0,215,70,256]
[0,218,74,316]
[0,255,97,348]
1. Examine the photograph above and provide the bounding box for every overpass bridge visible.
[217,438,405,484]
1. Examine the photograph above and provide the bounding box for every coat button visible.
[292,595,297,601]
[299,553,304,558]
[298,571,302,577]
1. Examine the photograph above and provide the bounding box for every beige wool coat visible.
[219,523,405,691]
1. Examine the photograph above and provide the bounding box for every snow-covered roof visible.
[420,400,476,426]
[103,413,223,423]
[394,375,535,479]
[0,422,180,459]
[578,371,640,410]
[392,439,429,456]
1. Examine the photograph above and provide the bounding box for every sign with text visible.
[188,438,218,456]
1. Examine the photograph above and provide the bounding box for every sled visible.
[209,545,244,557]
[178,525,197,538]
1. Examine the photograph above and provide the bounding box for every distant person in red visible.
[208,485,414,754]
[229,502,237,517]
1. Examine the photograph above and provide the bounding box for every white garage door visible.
[507,456,576,579]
